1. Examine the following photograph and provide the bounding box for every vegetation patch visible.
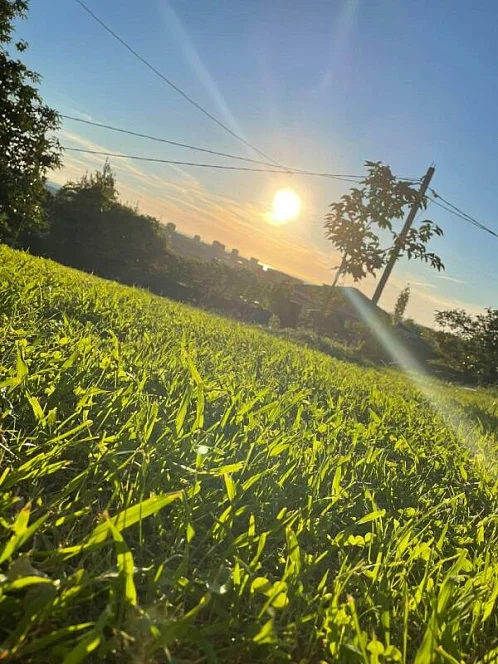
[0,246,497,663]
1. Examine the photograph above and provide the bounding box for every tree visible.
[316,284,342,335]
[393,284,411,325]
[270,279,298,328]
[432,307,498,384]
[324,162,444,287]
[47,164,169,279]
[0,0,61,244]
[47,163,118,271]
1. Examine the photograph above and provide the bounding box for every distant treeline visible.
[18,165,277,325]
[12,164,498,386]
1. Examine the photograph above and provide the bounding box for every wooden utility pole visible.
[371,165,435,306]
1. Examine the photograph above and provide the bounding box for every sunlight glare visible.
[271,189,301,224]
[342,288,496,479]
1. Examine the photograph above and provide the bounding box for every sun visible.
[271,189,301,224]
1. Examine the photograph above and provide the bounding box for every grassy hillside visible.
[0,246,497,663]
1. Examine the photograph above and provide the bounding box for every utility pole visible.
[371,165,435,306]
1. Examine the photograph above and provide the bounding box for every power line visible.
[416,201,498,284]
[431,197,495,235]
[62,146,364,182]
[61,150,497,278]
[430,189,497,235]
[68,2,422,184]
[60,114,365,180]
[61,114,288,169]
[61,115,420,182]
[75,0,282,167]
[430,190,481,224]
[429,192,498,240]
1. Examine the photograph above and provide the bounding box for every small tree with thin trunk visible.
[324,162,444,288]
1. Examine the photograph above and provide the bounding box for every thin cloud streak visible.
[437,274,466,285]
[410,280,437,289]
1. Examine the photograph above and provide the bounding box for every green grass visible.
[0,245,497,663]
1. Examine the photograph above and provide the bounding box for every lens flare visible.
[342,288,496,479]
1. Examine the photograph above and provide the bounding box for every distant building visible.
[212,240,226,258]
[161,221,306,285]
[247,257,262,273]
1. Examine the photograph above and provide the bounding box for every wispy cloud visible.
[436,274,466,284]
[56,129,183,187]
[407,288,483,323]
[409,280,437,289]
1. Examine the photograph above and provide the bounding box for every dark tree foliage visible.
[41,165,274,318]
[0,0,61,243]
[47,163,169,279]
[324,162,444,286]
[433,307,498,384]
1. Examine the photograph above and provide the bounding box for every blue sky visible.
[16,0,498,325]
